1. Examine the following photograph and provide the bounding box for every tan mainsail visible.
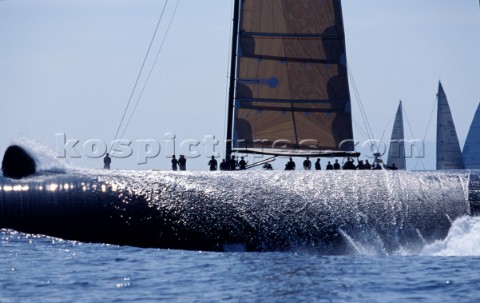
[229,0,356,156]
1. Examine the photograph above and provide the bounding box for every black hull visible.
[1,169,477,254]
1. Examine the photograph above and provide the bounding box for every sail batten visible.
[242,32,339,38]
[238,98,348,104]
[239,54,342,64]
[228,0,355,156]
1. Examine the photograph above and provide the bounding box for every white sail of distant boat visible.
[463,102,480,169]
[386,101,406,170]
[436,82,465,170]
[225,0,359,160]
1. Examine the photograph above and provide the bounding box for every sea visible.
[2,217,480,303]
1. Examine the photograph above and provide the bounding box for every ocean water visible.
[2,216,480,303]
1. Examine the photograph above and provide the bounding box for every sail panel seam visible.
[237,98,348,104]
[242,32,341,39]
[239,54,343,64]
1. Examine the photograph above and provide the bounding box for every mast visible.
[225,0,241,161]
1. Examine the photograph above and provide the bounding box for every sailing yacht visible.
[225,0,359,161]
[386,101,406,170]
[436,82,465,170]
[463,103,480,169]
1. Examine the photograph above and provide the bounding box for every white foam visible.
[421,216,480,256]
[10,138,69,174]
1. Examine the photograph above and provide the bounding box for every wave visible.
[421,216,480,256]
[9,138,68,174]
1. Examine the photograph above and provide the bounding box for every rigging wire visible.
[347,66,379,152]
[377,108,397,149]
[110,0,171,154]
[326,0,379,154]
[414,95,437,170]
[118,0,181,143]
[322,1,375,154]
[403,103,427,171]
[352,117,372,142]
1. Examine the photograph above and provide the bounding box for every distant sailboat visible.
[225,0,359,160]
[386,101,406,170]
[436,82,465,170]
[463,103,480,169]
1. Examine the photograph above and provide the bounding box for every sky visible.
[0,0,479,171]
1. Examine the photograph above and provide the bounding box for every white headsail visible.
[463,103,480,169]
[436,82,465,170]
[387,101,406,170]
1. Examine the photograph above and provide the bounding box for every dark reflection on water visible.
[1,229,480,303]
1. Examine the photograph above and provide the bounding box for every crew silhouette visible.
[104,153,111,169]
[208,155,218,171]
[164,155,392,172]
